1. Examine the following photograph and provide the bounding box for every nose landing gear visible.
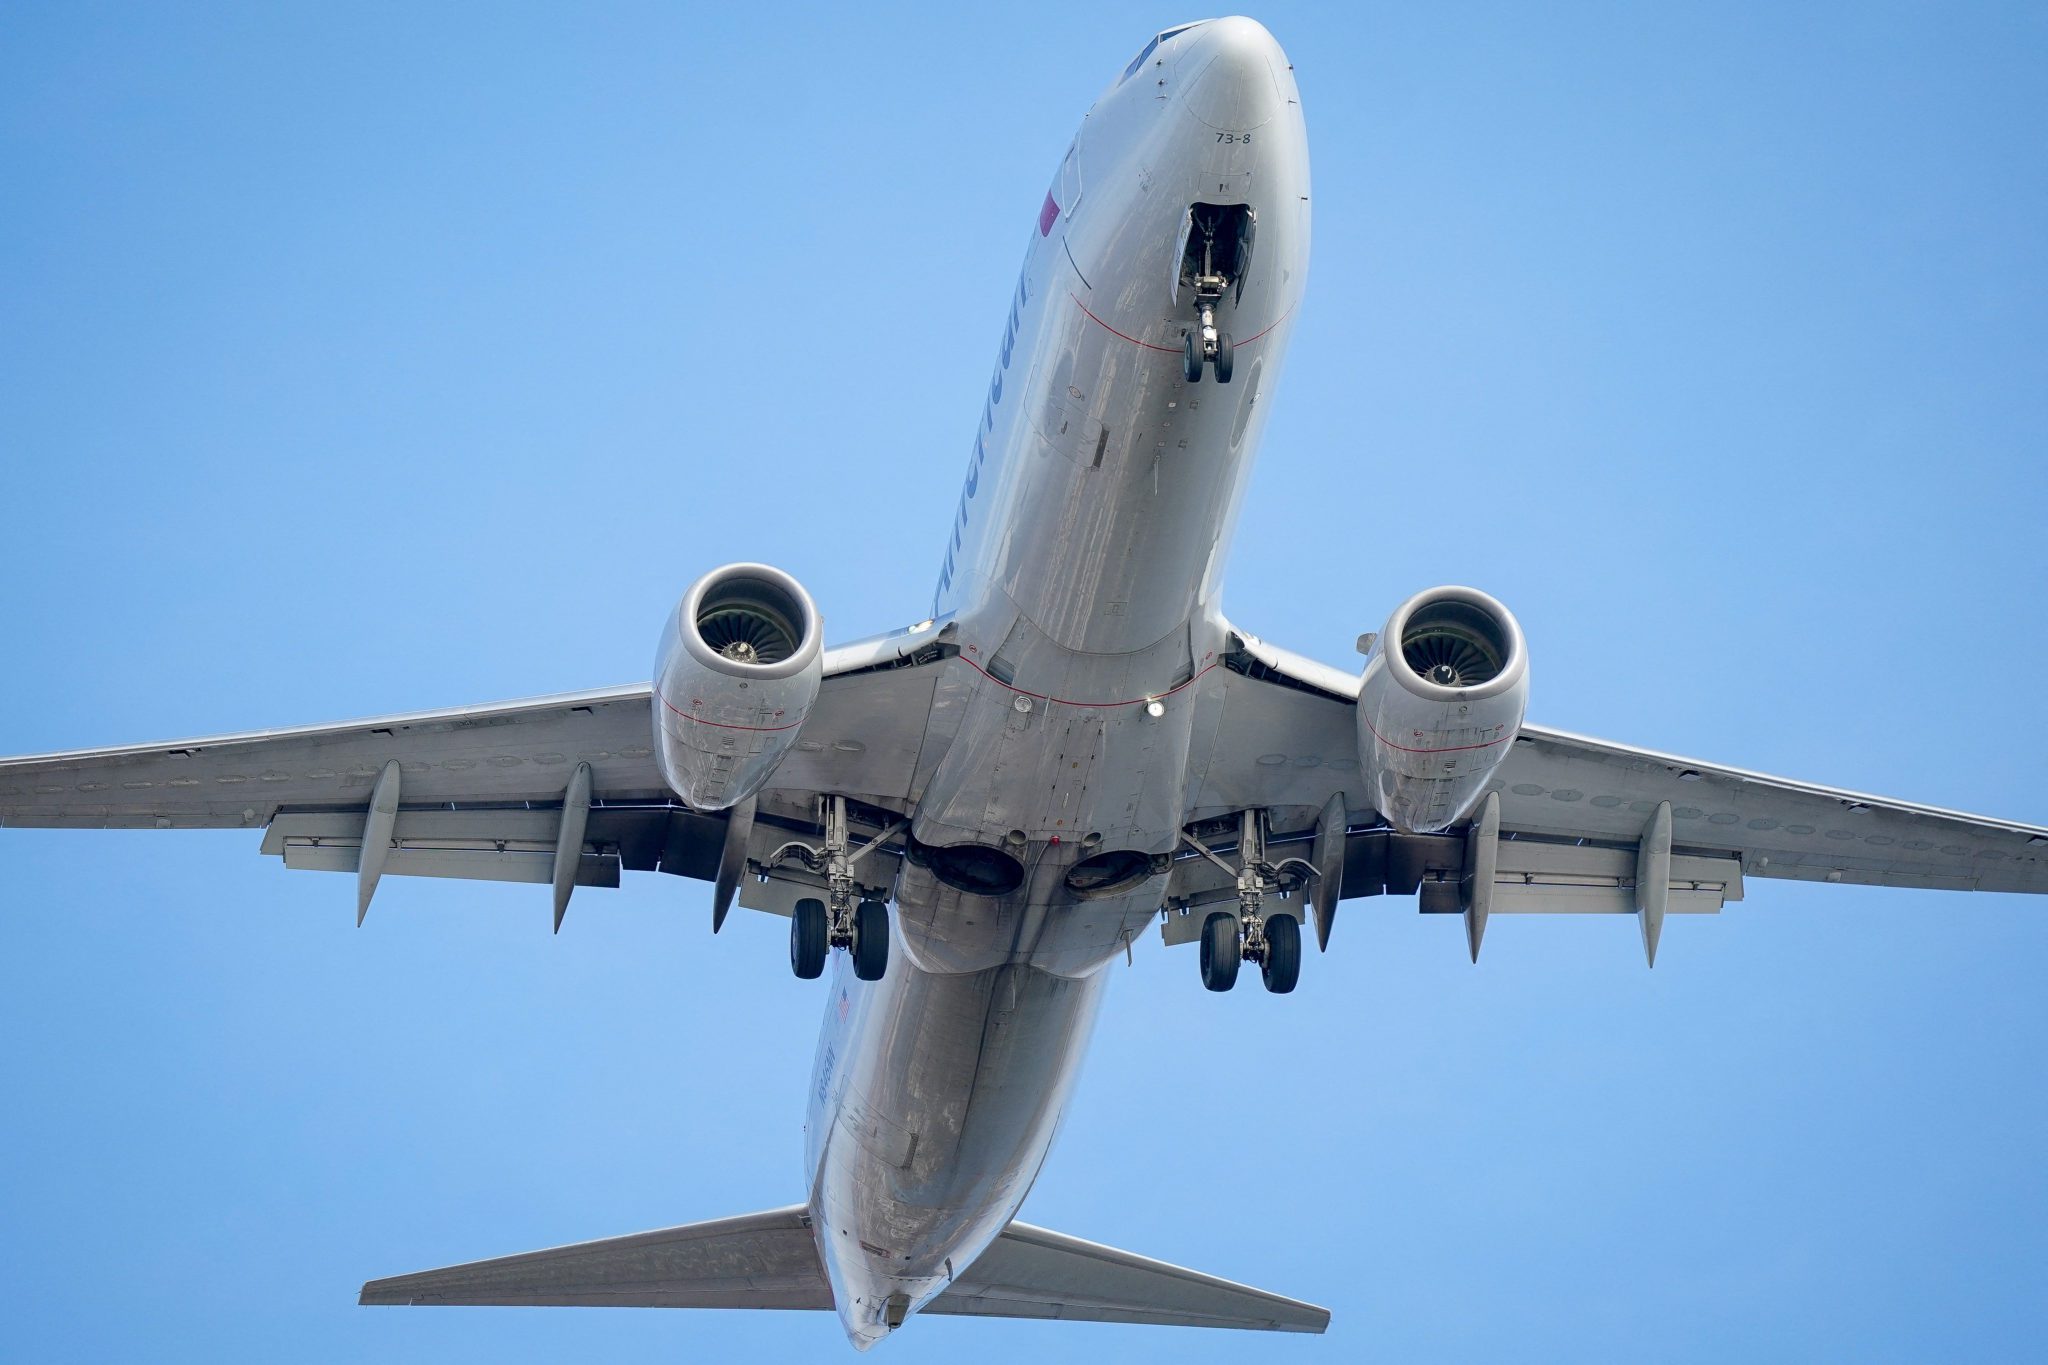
[1183,810,1311,994]
[1176,201,1252,384]
[1183,319,1234,385]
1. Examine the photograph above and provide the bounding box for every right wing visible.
[0,628,950,919]
[0,685,671,831]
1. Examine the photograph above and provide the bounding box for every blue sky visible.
[3,4,2045,1361]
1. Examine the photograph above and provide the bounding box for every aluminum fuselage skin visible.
[802,20,1310,1346]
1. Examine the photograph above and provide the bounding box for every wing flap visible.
[264,809,619,885]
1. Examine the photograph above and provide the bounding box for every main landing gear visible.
[1184,810,1313,994]
[790,895,887,982]
[764,795,900,983]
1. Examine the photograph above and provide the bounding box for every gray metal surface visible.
[807,959,1109,1344]
[1184,656,2048,896]
[0,685,667,829]
[361,1203,1329,1333]
[0,651,937,832]
[359,1205,832,1310]
[935,1221,1330,1332]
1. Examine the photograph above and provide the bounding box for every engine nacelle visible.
[652,563,823,811]
[1357,585,1528,834]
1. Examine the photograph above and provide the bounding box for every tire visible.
[790,898,827,980]
[1215,332,1235,384]
[851,899,890,982]
[1261,913,1301,994]
[1199,912,1241,992]
[1183,331,1204,383]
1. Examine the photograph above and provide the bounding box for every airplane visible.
[5,14,2047,1353]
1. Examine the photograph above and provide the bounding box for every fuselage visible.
[803,19,1310,1346]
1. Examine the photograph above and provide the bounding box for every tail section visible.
[934,1220,1330,1333]
[358,1204,830,1311]
[361,1206,1329,1341]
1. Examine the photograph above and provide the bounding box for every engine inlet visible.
[1400,599,1508,688]
[695,578,806,666]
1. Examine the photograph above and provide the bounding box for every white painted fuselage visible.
[803,19,1310,1346]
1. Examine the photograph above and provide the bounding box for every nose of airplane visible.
[1180,16,1286,131]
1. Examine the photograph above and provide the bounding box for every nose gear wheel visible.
[1177,203,1250,384]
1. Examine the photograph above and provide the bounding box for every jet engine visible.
[1357,586,1528,834]
[652,563,823,811]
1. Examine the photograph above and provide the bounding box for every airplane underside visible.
[7,13,2048,1355]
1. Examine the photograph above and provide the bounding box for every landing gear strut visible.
[764,795,901,983]
[1182,810,1313,994]
[1180,207,1241,384]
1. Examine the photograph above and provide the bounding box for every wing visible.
[1171,628,2048,950]
[1498,724,2048,895]
[0,685,669,831]
[0,629,947,919]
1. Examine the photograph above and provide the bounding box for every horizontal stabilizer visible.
[935,1220,1330,1333]
[362,1207,1329,1334]
[359,1205,831,1310]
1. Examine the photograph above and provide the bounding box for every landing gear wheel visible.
[791,898,827,980]
[1183,331,1204,383]
[1215,333,1235,384]
[1199,912,1241,992]
[1261,912,1300,994]
[851,899,890,982]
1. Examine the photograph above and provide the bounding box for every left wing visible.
[1494,723,2048,895]
[1175,629,2048,950]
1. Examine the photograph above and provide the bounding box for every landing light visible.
[1145,700,1166,718]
